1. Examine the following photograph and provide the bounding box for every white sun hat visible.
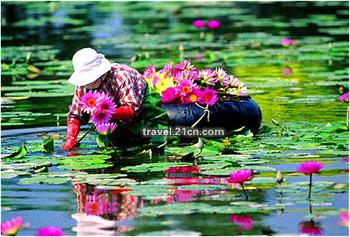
[68,48,112,86]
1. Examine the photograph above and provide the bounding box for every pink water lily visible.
[297,161,324,199]
[282,67,293,75]
[297,161,324,175]
[216,67,229,85]
[172,60,193,76]
[207,20,221,29]
[97,93,115,113]
[281,38,296,46]
[199,69,218,85]
[36,226,63,236]
[239,86,248,96]
[200,87,218,106]
[161,87,178,104]
[177,78,194,95]
[81,91,99,114]
[159,63,173,76]
[92,108,112,125]
[192,20,205,28]
[185,87,201,104]
[338,93,349,102]
[227,169,253,200]
[143,64,156,79]
[95,123,117,135]
[1,216,23,236]
[227,169,253,184]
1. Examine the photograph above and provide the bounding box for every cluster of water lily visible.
[227,161,325,200]
[81,91,117,135]
[143,59,247,105]
[1,217,63,236]
[192,19,221,30]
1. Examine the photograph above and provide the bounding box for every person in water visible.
[62,47,167,150]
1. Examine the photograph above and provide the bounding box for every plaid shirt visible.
[67,63,147,124]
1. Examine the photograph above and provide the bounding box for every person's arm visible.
[111,71,146,122]
[61,86,89,150]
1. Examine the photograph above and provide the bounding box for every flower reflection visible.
[299,220,323,236]
[230,214,253,231]
[340,157,349,163]
[337,211,349,227]
[162,165,226,203]
[164,166,200,174]
[84,193,117,216]
[36,226,63,236]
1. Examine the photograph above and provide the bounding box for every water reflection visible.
[230,214,253,231]
[164,165,226,203]
[298,203,324,236]
[298,220,323,236]
[72,182,141,234]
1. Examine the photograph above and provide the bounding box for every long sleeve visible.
[111,65,147,119]
[67,86,90,124]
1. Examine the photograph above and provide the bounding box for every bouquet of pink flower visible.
[81,91,117,135]
[143,59,247,106]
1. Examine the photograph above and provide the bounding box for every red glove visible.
[111,106,136,121]
[61,119,80,150]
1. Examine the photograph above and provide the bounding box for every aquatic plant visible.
[143,65,156,79]
[81,91,99,114]
[281,38,296,46]
[97,93,115,112]
[338,92,349,102]
[91,108,112,125]
[161,87,177,103]
[297,161,324,199]
[1,216,23,236]
[207,20,221,29]
[282,67,293,75]
[36,226,63,236]
[192,20,205,28]
[185,87,202,103]
[95,123,117,135]
[200,68,218,85]
[200,87,218,105]
[177,78,195,95]
[144,60,247,106]
[227,169,253,200]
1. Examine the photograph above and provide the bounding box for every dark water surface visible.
[1,1,349,236]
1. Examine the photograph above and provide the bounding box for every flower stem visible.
[308,174,313,199]
[241,183,248,201]
[107,137,120,161]
[278,183,283,197]
[69,125,95,151]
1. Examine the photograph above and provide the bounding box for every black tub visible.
[162,97,262,134]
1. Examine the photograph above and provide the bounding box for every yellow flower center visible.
[182,86,190,94]
[87,98,96,107]
[189,94,197,102]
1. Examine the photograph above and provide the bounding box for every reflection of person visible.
[72,182,143,234]
[61,48,167,150]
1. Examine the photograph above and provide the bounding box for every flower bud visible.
[276,170,283,184]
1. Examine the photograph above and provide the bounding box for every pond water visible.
[1,1,349,236]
